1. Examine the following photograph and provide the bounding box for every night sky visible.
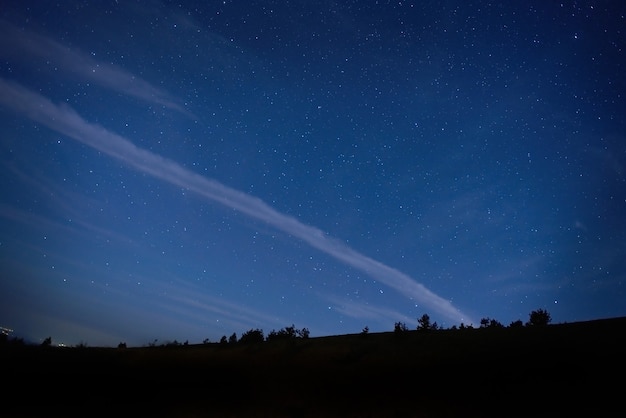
[1,1,624,348]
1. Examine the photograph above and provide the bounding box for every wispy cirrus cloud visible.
[0,20,194,118]
[325,295,416,327]
[0,78,475,326]
[162,278,293,333]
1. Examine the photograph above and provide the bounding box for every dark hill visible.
[3,317,625,417]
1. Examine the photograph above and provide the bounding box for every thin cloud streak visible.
[159,273,293,329]
[0,21,193,118]
[0,78,473,325]
[326,295,415,326]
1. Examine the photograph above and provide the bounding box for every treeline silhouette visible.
[0,308,552,349]
[2,309,624,418]
[392,308,552,335]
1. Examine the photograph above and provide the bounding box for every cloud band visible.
[0,77,472,325]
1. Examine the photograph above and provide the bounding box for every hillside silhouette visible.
[3,316,625,417]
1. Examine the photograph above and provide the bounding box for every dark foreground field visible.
[3,317,625,417]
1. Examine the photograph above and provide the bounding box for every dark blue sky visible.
[1,1,624,347]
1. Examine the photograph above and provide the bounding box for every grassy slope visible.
[3,317,625,417]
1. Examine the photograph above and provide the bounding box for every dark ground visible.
[3,317,624,417]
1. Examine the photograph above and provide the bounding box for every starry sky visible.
[1,1,624,347]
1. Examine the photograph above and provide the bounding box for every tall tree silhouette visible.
[527,309,551,326]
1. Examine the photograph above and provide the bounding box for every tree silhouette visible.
[239,328,264,344]
[480,318,504,329]
[394,322,408,334]
[41,336,52,347]
[284,325,297,338]
[527,309,551,326]
[266,324,309,341]
[297,327,310,339]
[228,332,238,344]
[417,314,438,331]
